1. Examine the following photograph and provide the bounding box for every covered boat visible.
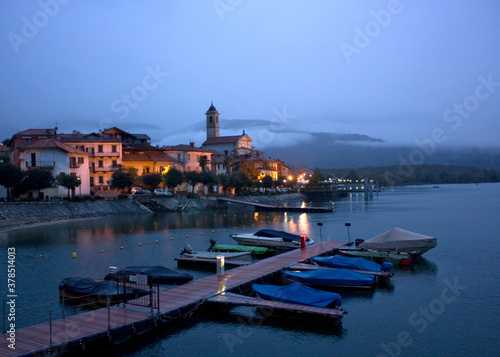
[104,266,193,285]
[282,268,375,290]
[252,282,342,308]
[313,255,394,272]
[230,229,314,249]
[180,244,252,260]
[357,227,437,253]
[59,277,148,305]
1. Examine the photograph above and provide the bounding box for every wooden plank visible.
[0,242,344,357]
[207,293,344,318]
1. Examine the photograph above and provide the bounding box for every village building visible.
[60,132,122,194]
[17,138,90,198]
[122,148,179,175]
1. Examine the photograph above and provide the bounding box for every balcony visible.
[26,161,55,169]
[91,166,119,173]
[92,152,120,158]
[70,162,82,168]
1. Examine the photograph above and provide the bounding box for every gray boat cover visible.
[358,227,437,252]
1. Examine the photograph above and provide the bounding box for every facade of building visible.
[61,132,122,194]
[18,138,90,198]
[9,128,58,167]
[122,148,178,175]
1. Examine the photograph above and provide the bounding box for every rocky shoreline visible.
[0,193,307,232]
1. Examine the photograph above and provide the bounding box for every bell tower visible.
[206,101,220,139]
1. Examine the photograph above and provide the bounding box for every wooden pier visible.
[217,197,333,213]
[0,242,344,357]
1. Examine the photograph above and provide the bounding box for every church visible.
[201,102,289,181]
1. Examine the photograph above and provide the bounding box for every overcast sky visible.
[1,0,500,151]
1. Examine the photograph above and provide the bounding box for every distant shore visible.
[0,193,307,232]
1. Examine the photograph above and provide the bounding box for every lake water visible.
[1,183,499,357]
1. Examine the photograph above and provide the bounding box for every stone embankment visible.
[0,193,308,231]
[0,199,152,231]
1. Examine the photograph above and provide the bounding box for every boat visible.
[230,229,314,249]
[252,282,342,308]
[281,268,375,290]
[58,277,149,305]
[313,255,394,272]
[339,227,437,266]
[104,265,194,285]
[208,239,273,257]
[180,244,252,260]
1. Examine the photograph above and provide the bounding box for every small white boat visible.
[230,229,314,249]
[180,244,252,260]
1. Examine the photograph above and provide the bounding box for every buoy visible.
[120,246,124,250]
[139,243,142,246]
[185,235,188,238]
[155,240,158,243]
[211,230,214,233]
[39,254,43,257]
[171,237,174,240]
[100,250,104,253]
[200,232,202,235]
[72,252,77,259]
[222,228,225,231]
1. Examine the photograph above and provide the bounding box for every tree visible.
[141,173,162,190]
[0,163,24,198]
[223,156,234,175]
[200,171,217,195]
[217,174,231,195]
[110,166,134,194]
[230,171,251,194]
[56,173,81,198]
[22,169,55,199]
[198,155,208,171]
[164,168,183,193]
[184,171,202,193]
[239,161,260,182]
[261,175,273,191]
[309,167,326,185]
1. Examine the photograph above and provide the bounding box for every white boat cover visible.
[358,227,437,253]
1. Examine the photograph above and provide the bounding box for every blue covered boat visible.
[282,268,375,290]
[313,255,394,272]
[252,282,342,308]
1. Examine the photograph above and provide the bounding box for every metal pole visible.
[107,290,111,331]
[62,291,65,319]
[317,223,323,243]
[49,310,52,349]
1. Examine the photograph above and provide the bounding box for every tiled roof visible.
[202,135,244,146]
[60,133,121,143]
[163,144,218,153]
[122,151,176,163]
[14,128,57,137]
[20,139,87,154]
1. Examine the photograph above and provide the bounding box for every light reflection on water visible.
[1,184,499,356]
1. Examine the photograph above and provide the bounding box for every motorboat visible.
[252,282,342,308]
[339,227,437,266]
[313,255,394,272]
[281,269,375,291]
[208,239,273,257]
[58,277,148,305]
[230,229,314,249]
[180,244,252,260]
[104,265,194,285]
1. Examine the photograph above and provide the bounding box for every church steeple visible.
[206,101,220,139]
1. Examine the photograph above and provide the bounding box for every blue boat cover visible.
[254,229,309,243]
[313,255,384,272]
[282,268,375,287]
[104,266,193,285]
[59,277,121,296]
[252,282,342,307]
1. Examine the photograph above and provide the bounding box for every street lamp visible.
[345,223,351,244]
[317,222,323,243]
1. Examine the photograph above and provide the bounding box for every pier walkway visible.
[217,197,333,213]
[0,242,343,357]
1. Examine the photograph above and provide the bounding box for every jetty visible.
[217,197,333,213]
[0,242,344,357]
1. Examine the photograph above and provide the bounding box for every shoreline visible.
[0,193,308,232]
